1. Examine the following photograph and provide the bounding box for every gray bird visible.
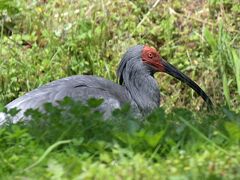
[0,45,212,125]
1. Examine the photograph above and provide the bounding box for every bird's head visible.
[117,45,213,108]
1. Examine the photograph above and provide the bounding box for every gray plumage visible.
[117,45,160,115]
[0,45,160,125]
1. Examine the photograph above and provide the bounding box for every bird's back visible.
[1,75,133,124]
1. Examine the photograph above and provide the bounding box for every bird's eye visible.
[148,53,153,58]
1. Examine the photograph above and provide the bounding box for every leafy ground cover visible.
[0,0,240,179]
[1,98,240,179]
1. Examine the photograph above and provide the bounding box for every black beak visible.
[161,58,213,109]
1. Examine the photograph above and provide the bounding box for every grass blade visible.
[23,139,72,172]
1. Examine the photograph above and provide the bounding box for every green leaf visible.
[225,122,240,142]
[144,131,165,147]
[47,159,65,179]
[204,28,217,50]
[87,98,104,108]
[0,103,4,112]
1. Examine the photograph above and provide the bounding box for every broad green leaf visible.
[225,122,240,142]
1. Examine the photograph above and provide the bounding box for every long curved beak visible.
[159,58,213,109]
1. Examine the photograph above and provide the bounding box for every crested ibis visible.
[0,45,212,125]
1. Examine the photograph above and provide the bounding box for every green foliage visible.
[0,0,20,15]
[204,23,240,107]
[0,0,240,110]
[0,99,240,179]
[1,0,240,179]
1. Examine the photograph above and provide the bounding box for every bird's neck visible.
[122,61,160,115]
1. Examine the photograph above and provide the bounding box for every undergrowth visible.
[0,0,240,179]
[1,98,240,179]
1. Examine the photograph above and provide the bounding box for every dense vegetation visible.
[0,0,240,179]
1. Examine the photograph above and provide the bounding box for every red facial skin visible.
[141,46,165,72]
[141,46,213,108]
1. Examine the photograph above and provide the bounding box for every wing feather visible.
[2,75,130,124]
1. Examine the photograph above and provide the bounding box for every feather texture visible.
[1,45,161,125]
